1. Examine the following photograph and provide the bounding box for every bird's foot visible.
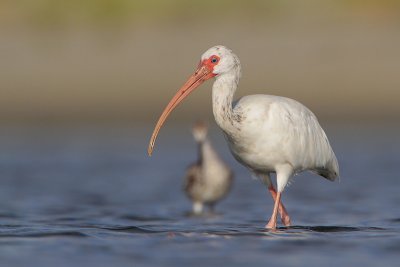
[268,185,291,227]
[265,219,277,230]
[281,214,291,227]
[192,202,204,215]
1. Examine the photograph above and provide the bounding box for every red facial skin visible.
[200,55,220,71]
[148,55,220,156]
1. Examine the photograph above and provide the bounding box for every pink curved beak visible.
[148,63,215,156]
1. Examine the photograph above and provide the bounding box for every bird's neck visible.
[198,140,218,162]
[212,73,239,136]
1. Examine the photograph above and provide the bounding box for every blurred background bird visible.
[184,121,233,214]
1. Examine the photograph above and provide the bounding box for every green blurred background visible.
[1,0,399,125]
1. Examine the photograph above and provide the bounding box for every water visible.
[0,123,399,267]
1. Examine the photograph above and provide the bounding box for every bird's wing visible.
[235,95,339,180]
[272,96,339,180]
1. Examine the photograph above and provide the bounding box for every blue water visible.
[0,123,399,267]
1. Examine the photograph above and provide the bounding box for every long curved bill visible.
[148,64,214,156]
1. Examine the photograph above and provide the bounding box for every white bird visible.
[184,120,233,214]
[148,45,339,229]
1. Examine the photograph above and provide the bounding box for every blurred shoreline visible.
[1,1,399,124]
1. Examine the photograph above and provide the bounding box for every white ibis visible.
[148,45,339,229]
[184,121,233,214]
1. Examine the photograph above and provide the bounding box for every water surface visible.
[0,124,399,267]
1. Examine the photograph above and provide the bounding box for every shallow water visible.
[0,123,399,267]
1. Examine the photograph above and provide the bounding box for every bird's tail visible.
[314,154,339,181]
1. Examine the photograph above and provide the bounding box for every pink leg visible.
[268,186,291,226]
[265,191,281,229]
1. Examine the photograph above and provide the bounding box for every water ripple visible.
[287,225,387,232]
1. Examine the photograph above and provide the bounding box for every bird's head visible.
[148,45,240,156]
[200,45,241,78]
[192,120,208,143]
